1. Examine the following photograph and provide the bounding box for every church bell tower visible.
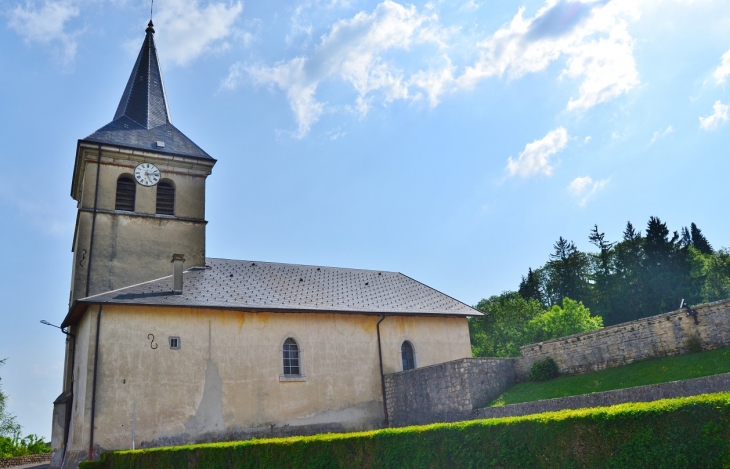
[68,21,216,303]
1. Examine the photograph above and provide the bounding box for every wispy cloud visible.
[458,0,640,111]
[506,127,569,178]
[154,0,244,66]
[568,175,607,206]
[228,0,640,137]
[712,48,730,85]
[229,0,442,137]
[699,100,729,130]
[650,125,673,144]
[7,0,80,63]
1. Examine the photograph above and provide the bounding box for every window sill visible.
[279,374,306,382]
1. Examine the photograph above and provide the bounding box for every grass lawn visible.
[489,346,730,407]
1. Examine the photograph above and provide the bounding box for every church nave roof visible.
[64,258,479,325]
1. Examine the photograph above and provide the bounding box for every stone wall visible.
[0,453,51,468]
[516,298,730,378]
[473,372,730,420]
[384,358,516,427]
[384,298,730,428]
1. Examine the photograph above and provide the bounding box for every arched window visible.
[283,338,300,376]
[401,341,415,371]
[115,176,136,211]
[156,181,175,215]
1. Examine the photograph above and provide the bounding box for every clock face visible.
[134,163,161,186]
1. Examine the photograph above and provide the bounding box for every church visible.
[49,22,478,469]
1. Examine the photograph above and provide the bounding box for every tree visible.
[643,216,696,315]
[690,223,713,254]
[0,359,21,437]
[518,267,544,307]
[526,298,603,343]
[588,225,615,321]
[469,292,544,357]
[543,237,590,307]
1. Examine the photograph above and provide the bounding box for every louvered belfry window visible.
[401,341,415,371]
[283,338,300,375]
[115,176,136,211]
[156,182,175,215]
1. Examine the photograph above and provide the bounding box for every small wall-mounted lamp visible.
[40,320,75,337]
[679,299,699,325]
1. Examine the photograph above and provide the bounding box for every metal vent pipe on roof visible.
[172,253,185,294]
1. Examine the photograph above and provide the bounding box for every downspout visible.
[89,306,102,461]
[62,332,76,457]
[376,315,389,427]
[84,145,102,298]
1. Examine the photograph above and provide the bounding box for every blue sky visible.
[1,0,729,438]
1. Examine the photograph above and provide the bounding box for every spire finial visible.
[146,0,154,33]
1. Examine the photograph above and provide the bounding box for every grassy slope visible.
[491,346,730,406]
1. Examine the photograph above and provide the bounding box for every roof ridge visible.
[205,257,402,275]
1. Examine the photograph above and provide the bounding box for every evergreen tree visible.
[588,225,615,322]
[544,237,590,307]
[518,267,545,307]
[643,217,695,315]
[603,222,644,324]
[690,223,713,254]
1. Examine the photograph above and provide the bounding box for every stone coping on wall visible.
[0,453,51,468]
[472,371,730,420]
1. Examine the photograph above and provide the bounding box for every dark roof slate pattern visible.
[115,21,171,129]
[79,258,479,317]
[82,117,212,160]
[80,22,213,160]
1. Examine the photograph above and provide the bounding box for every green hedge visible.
[82,393,730,469]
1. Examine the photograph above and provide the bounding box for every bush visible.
[81,393,730,469]
[0,433,50,459]
[530,357,559,381]
[686,336,703,353]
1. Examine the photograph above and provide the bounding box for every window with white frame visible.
[282,338,300,375]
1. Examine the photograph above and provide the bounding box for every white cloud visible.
[232,0,640,137]
[235,0,442,137]
[713,49,730,85]
[699,100,729,130]
[154,0,244,66]
[568,175,607,206]
[650,125,673,144]
[458,0,640,111]
[7,0,80,63]
[506,127,569,178]
[583,136,592,143]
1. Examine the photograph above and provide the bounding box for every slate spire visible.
[114,21,172,129]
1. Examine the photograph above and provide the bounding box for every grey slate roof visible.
[81,22,213,160]
[71,258,479,320]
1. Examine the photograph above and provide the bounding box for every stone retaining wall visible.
[0,453,51,468]
[384,358,516,426]
[473,372,730,420]
[516,298,730,378]
[384,298,730,427]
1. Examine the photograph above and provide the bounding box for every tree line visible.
[469,217,730,357]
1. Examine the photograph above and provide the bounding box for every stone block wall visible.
[0,453,51,468]
[473,372,730,420]
[384,298,730,428]
[516,298,730,379]
[384,358,516,427]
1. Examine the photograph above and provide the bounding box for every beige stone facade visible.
[58,305,471,467]
[68,143,213,303]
